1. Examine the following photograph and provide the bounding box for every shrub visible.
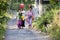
[36,10,54,31]
[47,24,60,40]
[0,23,5,40]
[50,0,58,4]
[0,1,10,40]
[36,2,60,32]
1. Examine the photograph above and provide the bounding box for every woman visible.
[17,4,25,29]
[27,5,34,29]
[17,9,22,29]
[21,8,25,28]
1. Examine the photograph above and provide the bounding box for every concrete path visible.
[5,29,50,40]
[5,11,50,40]
[4,18,50,40]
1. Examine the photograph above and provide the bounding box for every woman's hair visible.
[29,5,32,9]
[17,9,20,12]
[17,8,23,12]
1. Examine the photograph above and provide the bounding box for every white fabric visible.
[32,7,39,18]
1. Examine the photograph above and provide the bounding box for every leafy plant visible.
[36,10,54,31]
[47,24,60,40]
[50,0,58,4]
[0,24,5,40]
[0,0,10,40]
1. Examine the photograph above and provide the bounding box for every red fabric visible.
[20,4,24,9]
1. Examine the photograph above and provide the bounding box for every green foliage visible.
[0,24,5,40]
[44,3,60,40]
[0,1,9,24]
[36,1,60,32]
[10,0,35,10]
[34,0,60,40]
[17,0,34,4]
[36,10,54,31]
[50,0,58,4]
[0,0,10,40]
[40,26,46,32]
[24,0,34,10]
[47,25,60,40]
[0,1,8,10]
[11,2,20,10]
[45,3,60,11]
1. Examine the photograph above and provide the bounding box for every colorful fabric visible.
[27,10,33,26]
[17,10,25,28]
[21,20,25,27]
[28,18,32,26]
[28,11,33,17]
[21,16,24,20]
[17,20,22,28]
[18,13,22,19]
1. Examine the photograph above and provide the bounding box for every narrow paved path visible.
[5,18,50,40]
[5,11,50,40]
[5,29,50,40]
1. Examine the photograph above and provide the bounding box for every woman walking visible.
[17,9,22,29]
[26,5,34,29]
[17,4,25,29]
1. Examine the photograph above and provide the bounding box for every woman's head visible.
[17,9,20,12]
[28,5,32,10]
[20,4,24,9]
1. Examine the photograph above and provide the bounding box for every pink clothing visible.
[27,10,33,26]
